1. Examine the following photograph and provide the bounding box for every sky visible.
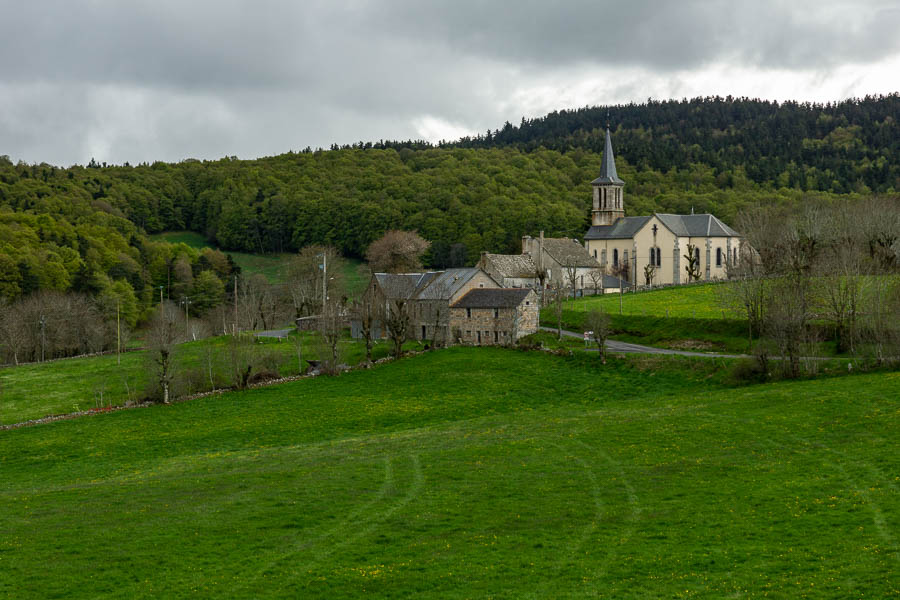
[1,0,899,167]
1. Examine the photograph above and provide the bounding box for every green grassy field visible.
[150,231,368,294]
[542,284,752,353]
[1,347,897,598]
[0,334,421,426]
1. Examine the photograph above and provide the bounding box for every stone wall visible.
[448,292,539,345]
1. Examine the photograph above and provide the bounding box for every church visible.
[584,127,743,286]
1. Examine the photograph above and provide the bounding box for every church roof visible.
[540,238,601,268]
[585,214,740,240]
[585,216,652,240]
[451,288,533,309]
[481,253,537,278]
[655,214,740,237]
[591,128,624,186]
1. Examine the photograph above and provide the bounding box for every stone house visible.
[449,288,538,345]
[583,126,742,285]
[359,268,501,343]
[477,252,539,289]
[520,233,601,292]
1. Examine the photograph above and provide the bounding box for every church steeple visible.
[590,125,625,226]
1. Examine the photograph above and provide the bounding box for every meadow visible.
[543,283,753,354]
[150,231,368,294]
[0,333,421,426]
[1,347,897,598]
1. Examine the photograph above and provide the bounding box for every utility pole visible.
[39,315,45,362]
[158,285,164,314]
[116,299,121,365]
[322,251,328,315]
[234,275,238,334]
[181,297,192,339]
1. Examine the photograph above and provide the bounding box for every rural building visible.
[359,268,502,343]
[520,233,601,291]
[584,126,743,286]
[477,252,539,289]
[449,288,538,345]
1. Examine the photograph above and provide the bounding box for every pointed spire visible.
[592,126,624,185]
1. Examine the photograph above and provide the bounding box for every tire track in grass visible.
[532,440,605,598]
[287,454,424,584]
[235,454,399,593]
[697,408,899,567]
[574,439,642,588]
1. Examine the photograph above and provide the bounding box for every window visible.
[656,247,662,267]
[694,247,700,264]
[593,249,597,258]
[493,308,499,318]
[493,331,499,343]
[466,308,471,318]
[613,248,619,266]
[623,250,629,267]
[601,249,607,266]
[716,247,722,267]
[479,283,484,288]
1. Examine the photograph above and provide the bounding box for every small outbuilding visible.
[449,288,539,345]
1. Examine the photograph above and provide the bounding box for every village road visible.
[539,326,749,359]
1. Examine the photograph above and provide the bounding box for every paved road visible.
[539,326,748,358]
[254,328,293,340]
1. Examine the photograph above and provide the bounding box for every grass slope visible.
[1,348,897,598]
[0,334,418,425]
[151,231,368,294]
[544,284,752,354]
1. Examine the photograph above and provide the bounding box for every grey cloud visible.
[1,0,898,166]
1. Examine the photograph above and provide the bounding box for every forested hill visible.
[2,95,899,303]
[449,95,900,194]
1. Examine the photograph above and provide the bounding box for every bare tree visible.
[287,245,346,318]
[564,259,579,299]
[643,263,656,286]
[366,230,430,273]
[587,268,605,296]
[549,282,565,340]
[351,289,379,364]
[384,298,411,359]
[318,296,345,375]
[146,302,182,403]
[0,299,27,365]
[586,307,611,363]
[684,243,701,282]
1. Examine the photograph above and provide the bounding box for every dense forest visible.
[1,95,897,309]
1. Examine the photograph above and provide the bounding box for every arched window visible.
[695,247,700,264]
[716,247,722,267]
[613,248,619,266]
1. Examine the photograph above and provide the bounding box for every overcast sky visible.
[2,0,899,166]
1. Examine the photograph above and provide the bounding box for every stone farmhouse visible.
[477,252,538,289]
[449,288,538,345]
[584,126,743,286]
[359,267,539,345]
[520,233,602,292]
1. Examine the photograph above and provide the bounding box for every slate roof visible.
[450,288,533,309]
[540,238,600,268]
[655,214,740,237]
[416,268,497,300]
[373,272,437,300]
[585,214,739,240]
[585,216,652,240]
[481,253,537,278]
[591,128,624,186]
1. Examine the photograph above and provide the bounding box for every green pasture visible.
[542,284,752,353]
[150,231,368,294]
[572,283,734,319]
[1,348,897,598]
[0,333,421,426]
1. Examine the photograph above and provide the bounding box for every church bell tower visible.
[591,125,625,226]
